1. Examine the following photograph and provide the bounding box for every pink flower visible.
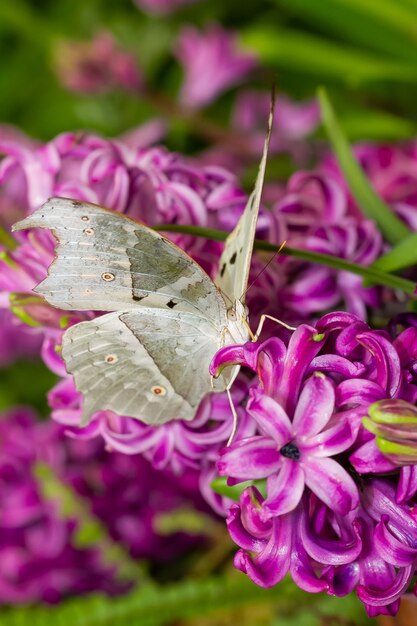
[175,25,257,109]
[53,32,142,94]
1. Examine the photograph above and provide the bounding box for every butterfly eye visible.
[227,309,237,322]
[101,272,115,282]
[104,354,118,364]
[83,228,95,236]
[151,385,167,397]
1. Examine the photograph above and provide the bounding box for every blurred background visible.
[2,0,417,624]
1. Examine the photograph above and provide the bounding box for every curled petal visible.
[356,332,401,397]
[234,514,292,588]
[308,354,366,379]
[210,342,257,377]
[357,563,414,609]
[336,379,385,408]
[240,487,273,538]
[227,503,269,552]
[315,311,364,335]
[374,516,417,567]
[397,465,417,503]
[255,337,287,398]
[304,457,359,515]
[301,512,362,566]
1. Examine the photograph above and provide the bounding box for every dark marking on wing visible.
[230,252,237,265]
[133,294,146,302]
[166,299,178,309]
[128,229,194,294]
[72,200,83,207]
[220,263,226,278]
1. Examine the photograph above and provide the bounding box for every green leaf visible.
[372,233,417,273]
[338,109,417,142]
[157,224,417,294]
[0,572,330,626]
[211,477,267,500]
[241,27,417,85]
[274,0,417,62]
[318,88,410,245]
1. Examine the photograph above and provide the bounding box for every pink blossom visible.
[175,25,257,109]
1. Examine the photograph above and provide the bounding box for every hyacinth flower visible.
[321,140,417,228]
[0,407,207,604]
[274,172,384,320]
[53,32,142,94]
[175,25,258,109]
[210,311,417,615]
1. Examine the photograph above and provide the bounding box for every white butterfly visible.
[12,114,272,427]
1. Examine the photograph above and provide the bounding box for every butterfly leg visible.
[226,384,238,447]
[254,314,296,341]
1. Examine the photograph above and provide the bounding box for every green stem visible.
[156,224,417,294]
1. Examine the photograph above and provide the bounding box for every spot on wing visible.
[102,272,115,282]
[166,299,178,309]
[83,228,94,236]
[230,252,237,265]
[151,385,167,396]
[72,200,83,207]
[220,263,226,278]
[81,215,90,222]
[105,354,118,364]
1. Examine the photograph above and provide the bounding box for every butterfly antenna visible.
[240,240,286,303]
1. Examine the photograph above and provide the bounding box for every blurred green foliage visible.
[1,0,417,146]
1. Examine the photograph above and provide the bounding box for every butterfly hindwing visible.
[215,100,274,304]
[63,308,225,425]
[12,197,226,322]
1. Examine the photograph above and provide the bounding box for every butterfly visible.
[12,112,273,427]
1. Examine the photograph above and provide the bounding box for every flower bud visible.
[363,399,417,465]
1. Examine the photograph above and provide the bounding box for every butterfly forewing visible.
[12,198,226,323]
[215,101,274,305]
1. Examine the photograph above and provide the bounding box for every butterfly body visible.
[12,105,272,426]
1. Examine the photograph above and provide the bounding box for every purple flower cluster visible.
[210,312,417,616]
[0,406,204,604]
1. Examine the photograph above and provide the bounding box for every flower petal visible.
[304,457,359,515]
[263,460,305,517]
[217,436,281,480]
[350,439,396,474]
[303,415,356,457]
[247,389,293,444]
[234,514,292,588]
[293,373,335,438]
